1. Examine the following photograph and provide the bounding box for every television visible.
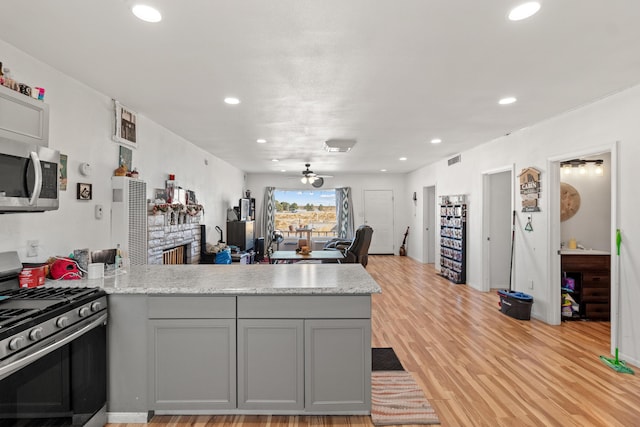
[239,198,250,221]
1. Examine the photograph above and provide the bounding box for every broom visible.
[599,229,634,374]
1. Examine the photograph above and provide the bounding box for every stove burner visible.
[1,286,99,300]
[0,308,39,328]
[0,286,107,359]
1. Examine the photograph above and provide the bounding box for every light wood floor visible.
[107,255,640,427]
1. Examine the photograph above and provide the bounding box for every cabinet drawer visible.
[583,272,609,286]
[561,255,610,271]
[585,303,610,319]
[238,296,371,319]
[148,296,236,318]
[582,287,609,302]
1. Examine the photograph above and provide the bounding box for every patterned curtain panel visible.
[336,187,355,239]
[262,186,276,249]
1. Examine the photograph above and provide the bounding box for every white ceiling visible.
[2,1,640,176]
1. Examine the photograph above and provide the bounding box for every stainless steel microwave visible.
[0,138,59,213]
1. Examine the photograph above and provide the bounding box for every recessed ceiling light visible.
[431,138,442,144]
[257,139,267,144]
[132,5,162,23]
[508,2,541,21]
[271,159,279,162]
[499,97,517,105]
[399,157,407,161]
[380,169,387,172]
[224,97,240,105]
[280,169,287,172]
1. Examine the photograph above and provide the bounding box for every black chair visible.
[324,225,373,267]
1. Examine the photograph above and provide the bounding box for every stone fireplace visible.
[147,213,201,264]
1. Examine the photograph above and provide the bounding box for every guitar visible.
[399,226,409,256]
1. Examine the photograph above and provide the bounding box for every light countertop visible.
[48,263,382,295]
[560,249,610,255]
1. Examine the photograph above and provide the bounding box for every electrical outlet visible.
[27,240,39,257]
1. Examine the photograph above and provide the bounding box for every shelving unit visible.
[439,196,466,284]
[561,254,610,320]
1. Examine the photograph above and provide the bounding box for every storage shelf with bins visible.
[439,195,466,284]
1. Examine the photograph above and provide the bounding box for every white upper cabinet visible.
[0,85,49,146]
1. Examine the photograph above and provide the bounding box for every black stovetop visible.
[0,287,105,338]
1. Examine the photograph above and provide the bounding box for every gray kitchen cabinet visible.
[237,296,371,414]
[305,319,371,412]
[237,319,304,410]
[107,295,149,416]
[147,296,236,411]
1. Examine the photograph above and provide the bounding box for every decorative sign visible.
[519,167,541,212]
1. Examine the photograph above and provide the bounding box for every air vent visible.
[324,139,357,153]
[448,154,461,166]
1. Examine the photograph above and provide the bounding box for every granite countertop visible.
[50,264,382,295]
[560,249,610,255]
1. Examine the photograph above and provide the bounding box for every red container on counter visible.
[19,265,47,288]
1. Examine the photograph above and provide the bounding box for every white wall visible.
[406,83,640,366]
[560,152,611,251]
[0,39,244,262]
[246,173,407,252]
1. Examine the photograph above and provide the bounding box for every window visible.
[274,189,337,238]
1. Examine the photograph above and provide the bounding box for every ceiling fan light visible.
[309,176,316,183]
[301,176,308,184]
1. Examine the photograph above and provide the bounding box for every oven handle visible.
[0,312,107,381]
[29,151,43,206]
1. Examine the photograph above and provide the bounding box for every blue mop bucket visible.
[497,290,533,320]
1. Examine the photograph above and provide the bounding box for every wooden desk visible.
[270,250,344,264]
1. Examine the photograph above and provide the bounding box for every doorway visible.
[548,144,616,352]
[482,167,514,292]
[422,186,436,264]
[363,190,394,254]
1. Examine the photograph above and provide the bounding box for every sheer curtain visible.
[261,186,276,250]
[335,187,355,239]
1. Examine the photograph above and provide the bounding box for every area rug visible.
[371,371,440,425]
[372,347,404,371]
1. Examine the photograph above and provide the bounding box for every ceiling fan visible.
[299,163,332,188]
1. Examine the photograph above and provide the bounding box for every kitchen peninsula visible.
[88,263,381,423]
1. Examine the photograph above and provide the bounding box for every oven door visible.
[0,139,59,213]
[0,313,107,426]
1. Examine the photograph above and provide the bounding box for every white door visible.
[363,190,394,254]
[488,171,512,289]
[422,186,436,264]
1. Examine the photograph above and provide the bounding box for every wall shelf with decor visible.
[439,195,466,284]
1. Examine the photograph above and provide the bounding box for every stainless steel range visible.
[0,252,107,427]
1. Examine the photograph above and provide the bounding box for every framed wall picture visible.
[59,153,68,191]
[119,145,132,171]
[113,100,137,148]
[77,183,92,200]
